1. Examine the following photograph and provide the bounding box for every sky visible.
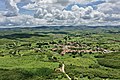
[0,0,120,27]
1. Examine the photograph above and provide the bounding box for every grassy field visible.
[0,26,120,80]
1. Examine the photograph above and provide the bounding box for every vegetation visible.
[0,26,120,80]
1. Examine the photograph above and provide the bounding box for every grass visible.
[0,26,120,80]
[0,55,59,69]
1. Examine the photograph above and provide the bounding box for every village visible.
[51,41,114,56]
[0,26,120,80]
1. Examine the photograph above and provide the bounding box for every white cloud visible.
[71,5,80,11]
[22,3,38,10]
[0,14,48,26]
[33,0,120,25]
[0,0,120,27]
[98,2,120,14]
[4,0,21,17]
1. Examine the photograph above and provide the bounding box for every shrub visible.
[0,68,33,80]
[89,64,100,68]
[88,74,95,79]
[98,59,120,69]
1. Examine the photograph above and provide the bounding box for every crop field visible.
[0,26,120,80]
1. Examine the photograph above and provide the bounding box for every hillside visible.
[0,26,120,80]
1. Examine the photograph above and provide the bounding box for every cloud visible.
[33,4,105,24]
[22,0,72,10]
[33,0,120,25]
[97,1,120,14]
[0,0,120,27]
[0,14,48,26]
[3,0,21,17]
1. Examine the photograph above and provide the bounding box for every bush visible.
[0,68,33,80]
[94,54,105,58]
[88,74,95,79]
[32,68,53,76]
[98,58,120,69]
[89,64,100,68]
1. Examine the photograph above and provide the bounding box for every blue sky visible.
[0,0,120,27]
[0,0,5,10]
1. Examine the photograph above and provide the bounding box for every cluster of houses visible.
[52,41,113,56]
